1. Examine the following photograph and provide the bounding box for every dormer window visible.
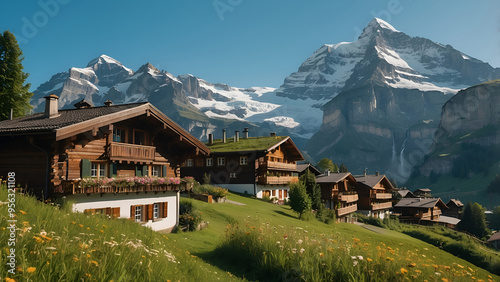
[113,128,125,142]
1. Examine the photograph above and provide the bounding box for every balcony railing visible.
[339,193,358,203]
[371,202,393,210]
[432,209,442,216]
[336,204,357,217]
[372,193,392,200]
[262,161,297,171]
[109,142,156,162]
[258,176,299,185]
[55,180,177,194]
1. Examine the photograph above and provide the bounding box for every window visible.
[240,156,248,165]
[84,207,120,218]
[186,159,194,167]
[152,165,160,177]
[229,172,236,178]
[113,128,125,142]
[99,165,106,178]
[153,203,159,219]
[284,190,288,198]
[218,157,225,166]
[135,206,142,222]
[145,165,150,177]
[134,130,146,145]
[272,190,276,197]
[206,158,213,167]
[91,163,98,177]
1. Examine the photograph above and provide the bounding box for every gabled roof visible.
[446,199,464,208]
[397,189,414,198]
[207,136,304,160]
[395,198,448,209]
[488,232,500,242]
[355,174,394,190]
[0,102,210,155]
[297,163,322,175]
[316,172,355,184]
[415,188,432,193]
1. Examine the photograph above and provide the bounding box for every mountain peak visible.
[359,18,400,39]
[86,54,125,68]
[137,62,159,73]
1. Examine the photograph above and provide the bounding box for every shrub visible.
[193,184,228,198]
[178,199,202,232]
[288,182,312,219]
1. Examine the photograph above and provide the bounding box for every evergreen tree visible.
[487,175,500,193]
[491,206,500,230]
[300,169,322,210]
[457,202,490,239]
[0,31,32,120]
[316,158,335,173]
[289,181,312,219]
[339,163,348,173]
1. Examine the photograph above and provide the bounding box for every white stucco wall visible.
[256,184,290,200]
[217,183,255,195]
[67,191,179,231]
[358,209,389,219]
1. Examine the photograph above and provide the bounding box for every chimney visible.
[208,133,213,145]
[324,169,330,176]
[222,129,226,143]
[9,108,13,120]
[44,94,60,118]
[270,132,276,137]
[364,169,367,177]
[104,100,113,106]
[375,171,379,176]
[243,127,249,139]
[234,131,239,142]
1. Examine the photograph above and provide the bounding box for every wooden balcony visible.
[371,202,392,211]
[262,161,297,171]
[55,180,178,194]
[372,193,392,200]
[109,142,156,162]
[258,176,299,185]
[336,204,357,217]
[339,193,358,203]
[432,209,442,216]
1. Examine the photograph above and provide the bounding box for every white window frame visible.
[134,206,142,222]
[229,172,236,178]
[153,203,159,219]
[152,165,160,177]
[240,156,248,165]
[91,163,98,177]
[217,157,226,166]
[187,159,194,167]
[206,158,213,167]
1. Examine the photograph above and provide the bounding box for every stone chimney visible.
[324,169,330,176]
[222,129,226,143]
[364,169,367,177]
[44,94,60,118]
[270,132,276,137]
[375,171,379,176]
[104,100,113,106]
[243,127,249,139]
[234,131,239,142]
[208,133,213,145]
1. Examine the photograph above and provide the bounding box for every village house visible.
[488,232,500,251]
[180,130,304,202]
[0,94,209,231]
[413,188,432,198]
[393,197,449,224]
[443,199,464,219]
[296,163,322,177]
[354,172,394,219]
[316,171,358,223]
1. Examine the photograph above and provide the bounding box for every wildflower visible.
[45,247,56,250]
[78,224,83,228]
[40,230,47,236]
[357,256,363,260]
[90,260,98,266]
[27,267,36,273]
[283,234,288,239]
[86,254,91,258]
[297,239,303,244]
[73,257,79,262]
[40,235,52,241]
[33,236,44,243]
[86,273,91,278]
[367,258,372,262]
[300,248,305,254]
[408,263,416,267]
[441,279,450,282]
[457,264,464,269]
[52,252,57,255]
[400,268,408,275]
[5,278,16,282]
[20,210,27,215]
[319,253,324,258]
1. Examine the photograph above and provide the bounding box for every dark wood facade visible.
[355,174,394,218]
[394,198,448,222]
[316,172,358,222]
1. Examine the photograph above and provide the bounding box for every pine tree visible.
[339,163,348,173]
[491,206,500,230]
[457,202,490,239]
[300,169,322,210]
[0,31,32,120]
[289,181,312,219]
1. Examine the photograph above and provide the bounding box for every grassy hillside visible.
[1,187,499,281]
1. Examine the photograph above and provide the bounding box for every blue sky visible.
[1,0,499,90]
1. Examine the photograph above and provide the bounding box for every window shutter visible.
[142,165,148,177]
[130,205,136,219]
[110,162,117,177]
[81,159,91,177]
[112,207,120,218]
[162,165,167,177]
[135,165,143,177]
[148,204,153,221]
[105,207,112,217]
[163,202,168,218]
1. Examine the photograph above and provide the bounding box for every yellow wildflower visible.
[20,210,27,215]
[52,252,57,255]
[27,267,36,273]
[78,224,83,228]
[86,273,91,278]
[367,258,372,262]
[33,236,44,243]
[86,254,91,258]
[408,263,416,267]
[5,278,16,282]
[73,257,79,262]
[319,253,324,258]
[90,260,98,266]
[400,268,408,275]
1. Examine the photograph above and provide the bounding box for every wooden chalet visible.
[443,199,464,219]
[413,188,432,198]
[0,94,209,231]
[181,130,304,201]
[488,232,500,251]
[393,198,449,223]
[354,173,394,219]
[297,163,322,177]
[316,172,358,223]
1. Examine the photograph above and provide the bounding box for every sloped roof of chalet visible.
[207,136,304,160]
[316,172,354,184]
[397,189,414,198]
[394,198,448,209]
[488,232,500,242]
[355,174,394,190]
[0,102,210,155]
[446,199,464,207]
[415,188,432,193]
[297,163,322,175]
